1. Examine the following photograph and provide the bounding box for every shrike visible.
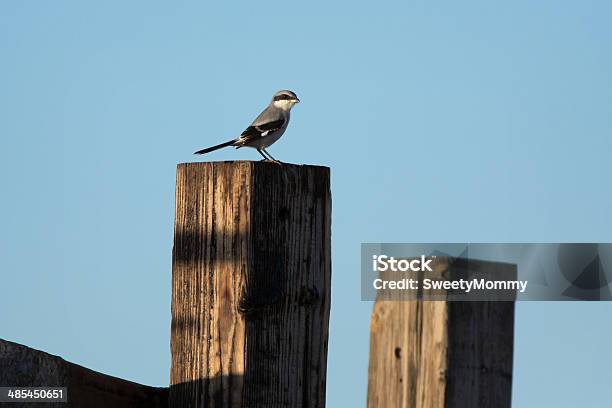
[194,90,300,162]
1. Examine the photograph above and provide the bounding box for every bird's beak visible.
[294,98,300,103]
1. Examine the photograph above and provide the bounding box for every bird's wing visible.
[238,118,286,144]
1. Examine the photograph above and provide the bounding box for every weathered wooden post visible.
[170,161,331,408]
[367,257,515,408]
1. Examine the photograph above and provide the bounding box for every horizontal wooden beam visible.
[0,338,168,408]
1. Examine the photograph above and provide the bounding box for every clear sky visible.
[1,1,611,406]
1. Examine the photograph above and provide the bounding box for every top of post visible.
[177,160,330,172]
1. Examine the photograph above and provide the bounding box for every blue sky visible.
[1,1,611,406]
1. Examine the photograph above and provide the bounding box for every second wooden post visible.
[367,258,515,408]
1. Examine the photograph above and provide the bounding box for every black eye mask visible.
[273,94,295,102]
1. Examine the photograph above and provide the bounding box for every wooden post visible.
[170,162,331,408]
[367,258,515,408]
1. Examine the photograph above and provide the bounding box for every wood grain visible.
[367,258,515,408]
[170,161,331,408]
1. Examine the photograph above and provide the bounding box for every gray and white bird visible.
[194,90,300,162]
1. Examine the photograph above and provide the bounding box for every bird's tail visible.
[194,139,236,155]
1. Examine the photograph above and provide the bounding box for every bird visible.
[194,90,300,162]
